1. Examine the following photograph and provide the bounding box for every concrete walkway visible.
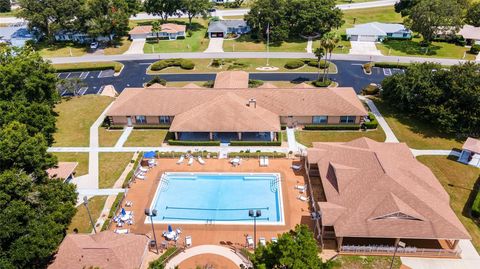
[349,41,382,55]
[124,39,146,55]
[77,188,125,196]
[411,149,461,157]
[306,37,313,53]
[165,245,248,268]
[114,126,133,148]
[204,38,224,53]
[48,146,291,153]
[359,96,399,143]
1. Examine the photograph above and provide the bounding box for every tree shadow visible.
[382,39,442,56]
[460,174,480,227]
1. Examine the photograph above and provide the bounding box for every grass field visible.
[142,18,209,53]
[295,127,386,147]
[54,96,114,147]
[99,153,134,188]
[36,42,87,57]
[333,255,401,269]
[418,156,480,252]
[67,196,107,233]
[52,152,89,177]
[0,9,19,17]
[124,130,169,147]
[104,37,132,55]
[223,35,309,52]
[147,58,337,74]
[373,98,464,150]
[99,128,124,147]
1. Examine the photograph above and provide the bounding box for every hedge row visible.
[122,153,143,188]
[285,59,331,70]
[150,58,195,71]
[53,61,123,73]
[304,124,360,130]
[364,112,378,129]
[227,152,287,158]
[312,79,332,87]
[472,191,480,218]
[156,151,219,158]
[133,124,170,129]
[374,62,411,69]
[101,192,124,231]
[167,140,221,146]
[230,140,282,146]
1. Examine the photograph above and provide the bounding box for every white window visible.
[313,116,328,124]
[340,116,355,124]
[159,116,170,124]
[135,115,146,124]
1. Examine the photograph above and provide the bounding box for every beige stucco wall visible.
[111,116,128,125]
[328,116,340,124]
[280,116,313,125]
[146,116,159,124]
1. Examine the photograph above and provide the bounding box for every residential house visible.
[346,22,412,42]
[307,138,471,257]
[54,31,113,43]
[46,162,78,183]
[49,231,149,269]
[458,137,480,168]
[0,24,38,47]
[458,25,480,45]
[207,20,250,38]
[106,71,368,143]
[128,24,186,40]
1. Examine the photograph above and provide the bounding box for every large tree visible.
[406,0,464,44]
[181,0,211,25]
[0,46,77,268]
[144,0,181,22]
[381,62,480,135]
[251,225,330,269]
[125,0,141,16]
[466,2,480,27]
[245,0,291,42]
[0,0,11,12]
[18,0,84,39]
[81,0,130,40]
[286,0,343,37]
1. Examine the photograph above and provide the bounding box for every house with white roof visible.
[0,24,38,47]
[458,137,480,168]
[346,22,412,42]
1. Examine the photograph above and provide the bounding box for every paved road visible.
[56,59,389,94]
[0,0,399,24]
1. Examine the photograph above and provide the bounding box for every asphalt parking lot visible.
[56,70,116,96]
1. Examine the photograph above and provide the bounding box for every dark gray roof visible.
[207,20,248,33]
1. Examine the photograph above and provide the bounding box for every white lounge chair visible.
[139,166,148,172]
[231,157,241,166]
[125,201,133,207]
[135,173,145,180]
[188,156,194,166]
[259,156,269,167]
[197,156,205,165]
[114,229,129,234]
[297,195,309,202]
[176,155,185,164]
[259,237,266,246]
[292,164,302,171]
[295,185,307,191]
[246,235,254,248]
[185,235,192,247]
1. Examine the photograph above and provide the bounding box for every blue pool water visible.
[149,172,284,224]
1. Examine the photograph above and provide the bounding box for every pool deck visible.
[113,158,314,250]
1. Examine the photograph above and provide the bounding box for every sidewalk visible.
[358,96,399,143]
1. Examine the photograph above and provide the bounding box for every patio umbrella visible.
[121,208,126,216]
[168,225,173,233]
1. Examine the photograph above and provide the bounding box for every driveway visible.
[204,38,224,53]
[124,39,145,54]
[349,41,382,56]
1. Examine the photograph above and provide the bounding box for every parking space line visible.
[80,72,89,79]
[61,89,68,97]
[96,85,105,95]
[98,70,104,78]
[78,87,88,95]
[65,72,72,79]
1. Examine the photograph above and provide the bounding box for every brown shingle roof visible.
[107,87,367,118]
[46,162,78,179]
[257,82,278,89]
[293,82,315,88]
[128,25,152,35]
[214,71,249,88]
[161,23,186,33]
[463,137,480,153]
[308,138,470,240]
[183,83,202,88]
[49,231,149,269]
[170,93,280,132]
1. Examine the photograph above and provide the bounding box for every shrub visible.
[363,62,373,73]
[203,80,214,88]
[146,76,167,87]
[472,192,480,218]
[148,247,178,269]
[362,83,380,95]
[284,60,305,69]
[227,152,286,158]
[167,140,221,146]
[470,44,480,55]
[211,59,224,68]
[230,140,282,146]
[307,60,330,69]
[312,79,332,87]
[363,112,378,129]
[150,59,196,71]
[180,59,195,70]
[248,79,264,88]
[133,124,170,129]
[101,192,124,231]
[303,124,360,130]
[374,62,410,69]
[227,62,248,70]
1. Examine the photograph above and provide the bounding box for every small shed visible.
[458,137,480,168]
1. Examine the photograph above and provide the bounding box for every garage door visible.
[358,35,378,42]
[211,32,224,38]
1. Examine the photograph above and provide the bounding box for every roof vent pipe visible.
[248,98,256,108]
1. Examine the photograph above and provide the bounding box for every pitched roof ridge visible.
[329,89,367,114]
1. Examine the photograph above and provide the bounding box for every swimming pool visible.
[148,172,284,225]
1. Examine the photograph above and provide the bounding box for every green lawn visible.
[99,128,124,147]
[104,37,132,55]
[417,156,480,252]
[333,255,401,269]
[0,9,20,17]
[377,38,476,60]
[143,18,209,53]
[373,98,464,150]
[52,152,89,177]
[99,153,134,188]
[223,35,308,52]
[54,96,114,147]
[147,58,337,74]
[67,196,107,233]
[295,127,386,147]
[124,130,168,147]
[35,41,87,57]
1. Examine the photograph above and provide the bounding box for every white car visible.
[90,42,99,50]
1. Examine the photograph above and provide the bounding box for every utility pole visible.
[83,196,97,234]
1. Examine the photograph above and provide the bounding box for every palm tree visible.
[152,21,161,43]
[314,47,325,81]
[320,32,340,82]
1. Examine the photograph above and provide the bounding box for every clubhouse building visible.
[307,138,471,257]
[106,71,368,143]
